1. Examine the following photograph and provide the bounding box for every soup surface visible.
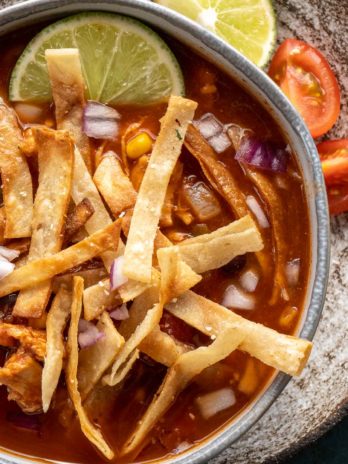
[0,23,310,464]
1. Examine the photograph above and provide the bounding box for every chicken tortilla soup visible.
[0,12,310,464]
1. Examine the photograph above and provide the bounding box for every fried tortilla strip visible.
[65,198,95,242]
[245,167,288,302]
[53,268,107,293]
[93,152,137,217]
[157,247,201,304]
[13,127,74,318]
[184,124,248,218]
[0,207,5,244]
[160,215,263,275]
[103,302,163,387]
[42,287,71,412]
[122,326,244,455]
[78,312,124,400]
[83,269,159,321]
[72,147,121,269]
[0,323,46,360]
[124,96,197,283]
[46,49,92,172]
[106,349,139,388]
[166,291,312,377]
[0,99,33,238]
[66,277,114,460]
[118,287,188,367]
[0,220,121,297]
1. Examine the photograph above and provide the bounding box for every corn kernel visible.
[126,132,153,159]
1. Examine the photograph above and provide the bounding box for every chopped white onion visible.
[110,256,128,291]
[246,195,270,229]
[78,319,104,349]
[0,260,15,280]
[83,101,120,140]
[222,284,255,310]
[195,388,236,419]
[194,113,223,139]
[240,270,259,292]
[109,304,129,321]
[208,131,232,153]
[173,442,191,454]
[285,258,301,286]
[0,246,20,262]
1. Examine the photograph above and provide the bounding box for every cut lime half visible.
[9,12,185,104]
[155,0,277,67]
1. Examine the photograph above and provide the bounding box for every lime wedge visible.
[9,12,185,104]
[154,0,276,67]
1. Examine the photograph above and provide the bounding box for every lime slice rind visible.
[9,12,185,104]
[155,0,276,68]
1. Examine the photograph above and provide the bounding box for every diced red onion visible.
[240,270,259,292]
[227,124,254,151]
[193,113,223,139]
[246,195,270,229]
[109,303,129,321]
[0,245,20,262]
[208,131,232,153]
[83,101,120,140]
[78,319,104,349]
[285,258,301,286]
[235,136,288,172]
[0,259,15,280]
[222,284,255,310]
[7,411,40,431]
[110,256,128,291]
[195,388,236,419]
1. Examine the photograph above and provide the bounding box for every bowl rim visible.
[0,1,330,463]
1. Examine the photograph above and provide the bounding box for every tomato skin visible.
[327,184,348,216]
[317,139,348,186]
[269,39,340,138]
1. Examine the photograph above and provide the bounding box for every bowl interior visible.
[0,1,330,463]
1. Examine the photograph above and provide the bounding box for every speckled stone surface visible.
[0,1,346,463]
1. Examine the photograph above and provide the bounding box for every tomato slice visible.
[317,139,348,186]
[269,39,340,138]
[327,184,348,215]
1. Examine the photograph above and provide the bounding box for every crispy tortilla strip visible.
[184,124,248,218]
[124,96,197,283]
[245,167,287,302]
[66,277,114,460]
[13,127,74,318]
[65,198,95,242]
[172,216,263,274]
[0,207,5,244]
[0,323,46,360]
[42,287,71,412]
[78,312,124,400]
[103,303,163,386]
[118,286,188,367]
[53,268,107,293]
[0,99,33,238]
[122,326,244,455]
[167,291,312,376]
[93,152,137,217]
[72,147,121,269]
[83,270,159,322]
[46,49,92,172]
[157,247,201,304]
[140,326,189,367]
[105,349,139,388]
[0,220,121,297]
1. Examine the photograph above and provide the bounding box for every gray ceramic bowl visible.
[0,1,330,463]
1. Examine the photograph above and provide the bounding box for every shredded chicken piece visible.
[0,349,42,413]
[0,323,46,361]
